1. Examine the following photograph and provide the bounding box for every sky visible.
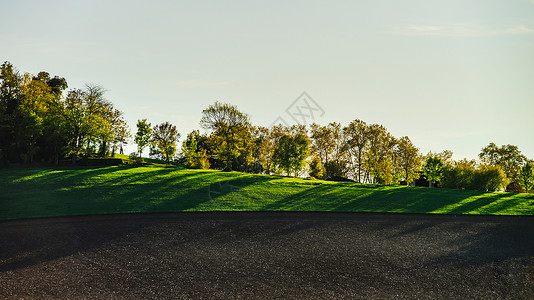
[1,0,533,160]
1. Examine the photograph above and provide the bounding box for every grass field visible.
[1,165,534,220]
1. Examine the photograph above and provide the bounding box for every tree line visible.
[164,101,532,193]
[2,61,532,193]
[0,62,132,165]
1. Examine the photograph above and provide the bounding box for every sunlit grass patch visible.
[1,165,533,220]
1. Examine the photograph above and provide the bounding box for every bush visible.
[442,163,507,191]
[309,157,325,179]
[473,165,508,191]
[324,161,346,179]
[129,152,144,165]
[442,164,475,189]
[506,181,525,193]
[185,150,210,169]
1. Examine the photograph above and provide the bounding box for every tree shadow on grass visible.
[1,165,171,190]
[46,170,278,215]
[261,184,457,213]
[262,182,533,216]
[443,193,522,214]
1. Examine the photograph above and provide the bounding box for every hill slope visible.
[1,165,533,220]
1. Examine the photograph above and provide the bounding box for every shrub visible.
[129,152,143,165]
[442,163,507,191]
[324,161,347,180]
[471,165,508,191]
[309,157,325,179]
[506,181,525,193]
[185,150,210,169]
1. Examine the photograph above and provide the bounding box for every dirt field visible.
[1,212,533,299]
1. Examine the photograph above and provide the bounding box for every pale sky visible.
[1,0,533,160]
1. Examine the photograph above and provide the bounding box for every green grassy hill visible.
[1,165,533,220]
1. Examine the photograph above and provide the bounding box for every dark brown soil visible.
[1,212,533,299]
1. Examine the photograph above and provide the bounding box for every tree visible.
[242,125,270,173]
[272,132,310,176]
[82,84,113,155]
[365,124,396,184]
[0,62,22,165]
[479,143,526,182]
[260,125,289,174]
[200,101,249,171]
[435,150,454,166]
[109,109,130,156]
[0,62,128,165]
[309,122,348,179]
[152,122,180,164]
[42,94,66,165]
[63,89,89,164]
[17,73,56,164]
[135,119,152,157]
[395,136,422,185]
[423,156,444,188]
[343,120,370,183]
[40,73,68,165]
[181,130,210,169]
[518,163,534,193]
[61,84,119,161]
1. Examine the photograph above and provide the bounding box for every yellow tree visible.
[395,136,422,185]
[365,124,396,184]
[18,73,54,164]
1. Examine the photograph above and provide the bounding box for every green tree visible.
[260,125,289,174]
[0,62,22,165]
[518,163,534,193]
[181,130,210,169]
[63,89,89,163]
[479,143,526,182]
[42,94,66,165]
[423,156,444,188]
[39,73,68,164]
[272,132,310,176]
[200,101,249,171]
[152,122,180,164]
[135,119,152,158]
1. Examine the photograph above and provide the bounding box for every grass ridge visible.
[1,165,533,220]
